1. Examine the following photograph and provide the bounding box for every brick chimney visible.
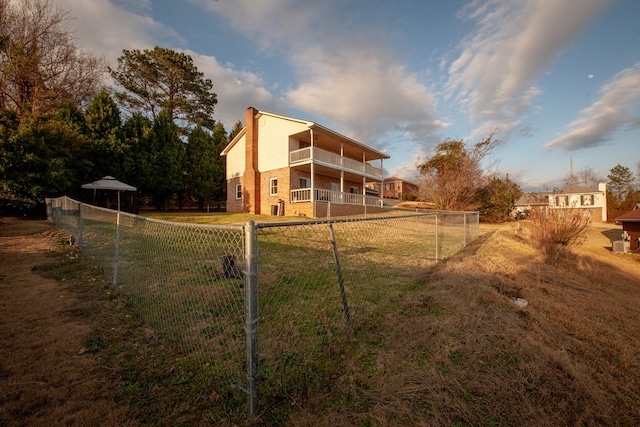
[244,107,260,213]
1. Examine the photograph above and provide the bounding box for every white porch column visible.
[310,129,315,217]
[362,152,366,205]
[380,158,384,205]
[340,143,344,192]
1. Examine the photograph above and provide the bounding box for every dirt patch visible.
[0,220,134,426]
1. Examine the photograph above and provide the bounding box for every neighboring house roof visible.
[557,184,600,194]
[220,109,389,160]
[384,176,418,186]
[616,209,640,222]
[514,193,548,207]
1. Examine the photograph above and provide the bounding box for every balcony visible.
[290,147,383,179]
[291,188,383,207]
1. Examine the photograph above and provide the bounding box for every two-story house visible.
[221,107,389,218]
[367,176,419,200]
[514,183,608,222]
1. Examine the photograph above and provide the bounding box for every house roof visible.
[616,209,640,222]
[514,193,548,207]
[220,109,390,160]
[384,176,418,185]
[558,184,599,194]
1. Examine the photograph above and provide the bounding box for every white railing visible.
[290,147,311,163]
[289,147,383,178]
[290,188,383,207]
[291,188,312,202]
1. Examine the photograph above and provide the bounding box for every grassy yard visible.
[9,215,640,425]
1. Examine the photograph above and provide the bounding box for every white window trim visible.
[269,177,278,196]
[235,184,242,200]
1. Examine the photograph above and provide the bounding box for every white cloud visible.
[544,63,640,150]
[446,0,613,132]
[286,42,441,147]
[186,52,283,129]
[191,0,443,148]
[57,0,183,65]
[188,0,331,53]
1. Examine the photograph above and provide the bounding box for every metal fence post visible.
[244,220,259,416]
[328,223,351,327]
[113,211,120,285]
[78,203,84,251]
[435,213,439,263]
[463,213,467,247]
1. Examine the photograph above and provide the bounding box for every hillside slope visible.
[292,222,640,426]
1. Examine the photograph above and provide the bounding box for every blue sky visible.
[57,0,639,191]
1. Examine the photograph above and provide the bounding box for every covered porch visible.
[287,125,388,217]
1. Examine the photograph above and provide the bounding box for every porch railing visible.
[290,188,383,207]
[290,147,383,179]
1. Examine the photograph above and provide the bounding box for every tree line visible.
[0,0,240,214]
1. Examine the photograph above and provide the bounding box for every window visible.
[385,183,390,191]
[270,178,278,196]
[350,186,359,194]
[299,141,311,149]
[235,184,242,200]
[555,196,568,207]
[581,194,594,206]
[300,178,311,188]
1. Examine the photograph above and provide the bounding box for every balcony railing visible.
[290,188,383,207]
[290,147,383,178]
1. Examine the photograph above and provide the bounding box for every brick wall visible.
[260,167,291,215]
[226,177,243,213]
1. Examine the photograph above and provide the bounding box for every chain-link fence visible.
[46,196,479,418]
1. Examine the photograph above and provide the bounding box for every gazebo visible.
[81,176,137,286]
[81,176,137,212]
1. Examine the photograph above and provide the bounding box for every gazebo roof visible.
[81,176,136,192]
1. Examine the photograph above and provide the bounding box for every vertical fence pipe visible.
[463,213,467,246]
[113,211,120,285]
[328,223,351,327]
[435,213,439,263]
[244,220,259,415]
[78,203,84,251]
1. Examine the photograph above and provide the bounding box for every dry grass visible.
[523,208,592,264]
[4,218,640,426]
[286,222,640,426]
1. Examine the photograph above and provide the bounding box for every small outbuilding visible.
[615,205,640,251]
[81,176,138,213]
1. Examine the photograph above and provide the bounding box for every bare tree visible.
[563,166,603,189]
[417,132,499,211]
[0,0,105,116]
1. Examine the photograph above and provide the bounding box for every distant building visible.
[514,183,607,222]
[367,177,419,200]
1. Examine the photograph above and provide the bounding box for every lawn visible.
[8,214,638,426]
